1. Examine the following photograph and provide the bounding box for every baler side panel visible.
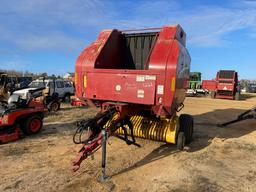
[75,48,91,98]
[75,30,115,98]
[148,26,178,109]
[149,25,190,114]
[177,46,190,100]
[162,41,178,112]
[95,30,123,69]
[169,41,190,112]
[86,73,156,105]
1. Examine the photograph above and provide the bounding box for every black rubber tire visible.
[177,131,185,151]
[179,114,194,144]
[211,91,216,99]
[48,101,60,112]
[22,115,43,135]
[63,93,71,103]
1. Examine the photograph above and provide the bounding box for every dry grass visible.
[44,104,98,123]
[0,97,256,192]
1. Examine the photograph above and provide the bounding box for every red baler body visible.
[75,25,191,116]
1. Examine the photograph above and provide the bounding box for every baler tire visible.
[22,115,43,135]
[179,114,193,144]
[177,131,185,151]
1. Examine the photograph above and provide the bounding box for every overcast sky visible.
[0,0,256,79]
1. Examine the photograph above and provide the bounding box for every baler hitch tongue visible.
[72,106,136,179]
[217,106,256,127]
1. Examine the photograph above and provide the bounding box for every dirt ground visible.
[0,94,255,192]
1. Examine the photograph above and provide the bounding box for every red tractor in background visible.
[0,75,61,144]
[202,70,240,100]
[0,87,47,143]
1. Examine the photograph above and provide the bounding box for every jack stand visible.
[98,129,110,182]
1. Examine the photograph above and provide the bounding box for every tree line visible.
[240,79,256,88]
[0,69,62,79]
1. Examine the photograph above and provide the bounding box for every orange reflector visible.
[171,77,176,91]
[75,73,78,86]
[83,75,87,88]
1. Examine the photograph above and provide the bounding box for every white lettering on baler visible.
[145,75,156,81]
[136,75,145,82]
[142,82,153,88]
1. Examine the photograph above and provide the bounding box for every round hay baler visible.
[72,25,193,181]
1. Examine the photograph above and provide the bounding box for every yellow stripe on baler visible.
[83,75,87,88]
[75,73,78,86]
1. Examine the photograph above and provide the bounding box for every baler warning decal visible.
[137,89,145,98]
[145,75,156,81]
[157,85,164,95]
[136,75,145,82]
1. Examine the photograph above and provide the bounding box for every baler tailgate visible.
[86,73,156,105]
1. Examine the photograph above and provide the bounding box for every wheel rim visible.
[29,118,41,133]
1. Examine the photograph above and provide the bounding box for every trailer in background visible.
[211,70,240,100]
[202,80,217,91]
